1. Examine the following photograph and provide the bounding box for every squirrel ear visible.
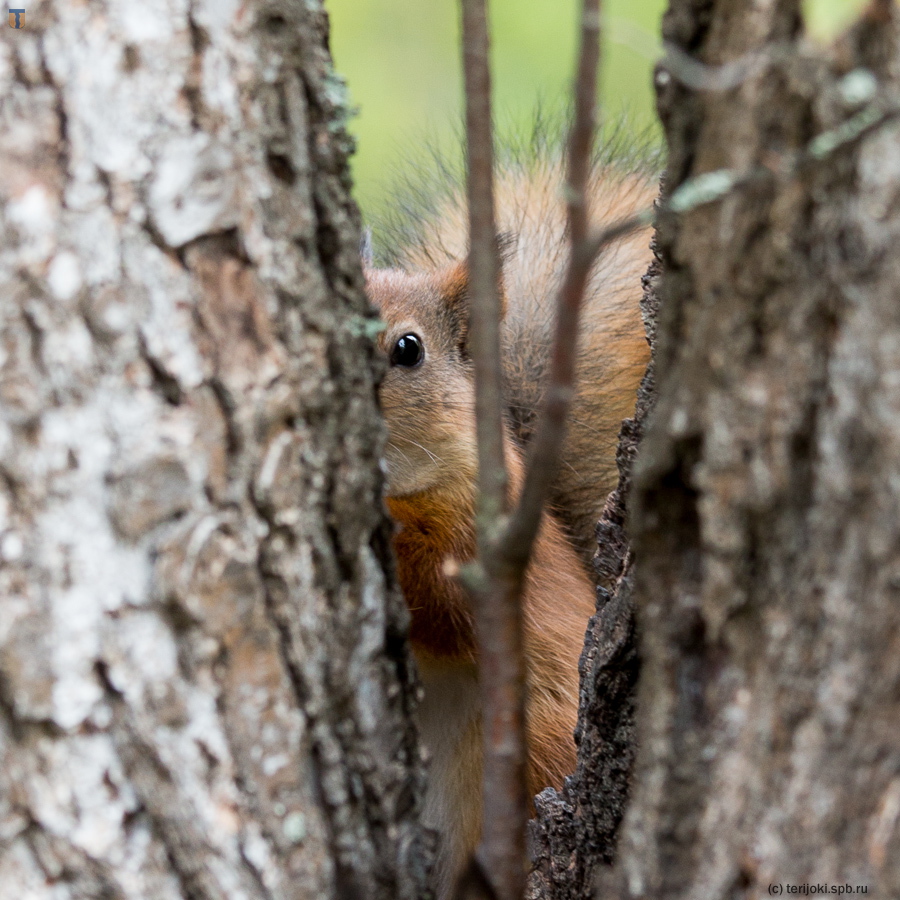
[438,262,473,358]
[440,237,511,358]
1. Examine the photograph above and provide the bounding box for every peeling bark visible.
[0,2,428,898]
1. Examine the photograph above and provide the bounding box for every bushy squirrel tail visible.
[373,128,659,566]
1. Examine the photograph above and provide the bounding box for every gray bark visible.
[535,2,900,899]
[0,2,429,898]
[526,252,657,900]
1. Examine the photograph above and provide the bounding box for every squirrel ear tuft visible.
[439,238,510,358]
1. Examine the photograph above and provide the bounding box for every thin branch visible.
[460,2,525,900]
[462,0,506,530]
[659,41,780,91]
[665,98,900,212]
[459,4,606,900]
[567,0,600,245]
[501,0,602,566]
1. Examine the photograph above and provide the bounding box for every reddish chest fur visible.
[387,491,478,661]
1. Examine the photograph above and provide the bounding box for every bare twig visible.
[659,41,780,91]
[502,0,603,566]
[459,3,606,900]
[459,2,526,900]
[462,0,506,528]
[567,0,601,244]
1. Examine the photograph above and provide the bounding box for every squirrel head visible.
[366,261,506,500]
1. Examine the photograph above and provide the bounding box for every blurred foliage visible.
[326,0,666,219]
[325,0,871,220]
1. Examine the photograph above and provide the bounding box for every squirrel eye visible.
[390,333,424,368]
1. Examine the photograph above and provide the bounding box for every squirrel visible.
[365,151,655,899]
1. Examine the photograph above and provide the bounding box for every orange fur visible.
[383,424,592,898]
[386,435,592,791]
[385,432,589,799]
[387,488,478,660]
[391,161,654,563]
[367,158,653,899]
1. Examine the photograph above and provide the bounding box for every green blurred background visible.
[325,0,868,221]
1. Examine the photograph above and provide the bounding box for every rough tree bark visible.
[0,2,429,898]
[535,2,900,899]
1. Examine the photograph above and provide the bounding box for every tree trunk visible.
[526,255,657,900]
[0,2,428,898]
[533,4,900,900]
